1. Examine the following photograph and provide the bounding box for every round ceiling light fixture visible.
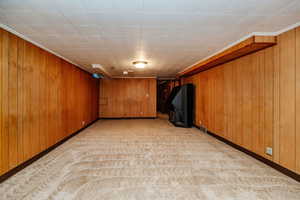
[133,61,147,69]
[91,64,103,69]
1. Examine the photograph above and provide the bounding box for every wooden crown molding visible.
[178,35,277,77]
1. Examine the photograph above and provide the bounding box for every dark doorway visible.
[157,79,181,114]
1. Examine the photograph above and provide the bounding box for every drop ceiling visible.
[1,0,300,78]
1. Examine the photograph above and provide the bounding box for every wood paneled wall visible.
[99,78,156,118]
[182,27,300,174]
[0,28,99,176]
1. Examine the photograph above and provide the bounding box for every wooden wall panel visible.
[296,27,300,173]
[252,51,265,156]
[250,54,258,153]
[194,74,201,126]
[8,34,19,169]
[264,47,274,160]
[241,55,252,151]
[148,79,157,117]
[1,30,9,174]
[215,67,224,137]
[279,29,296,170]
[273,42,280,163]
[0,29,2,175]
[223,63,233,141]
[206,71,213,131]
[181,26,300,174]
[60,60,68,138]
[234,58,243,146]
[31,44,41,156]
[17,37,25,164]
[0,28,99,176]
[99,78,156,118]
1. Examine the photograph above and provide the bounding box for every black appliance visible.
[166,84,194,127]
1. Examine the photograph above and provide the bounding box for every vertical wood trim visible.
[224,62,233,141]
[216,67,224,136]
[32,45,40,155]
[279,29,296,170]
[17,38,24,164]
[0,29,3,174]
[150,79,157,117]
[8,33,19,169]
[264,47,274,160]
[296,27,300,173]
[45,52,50,148]
[196,74,201,126]
[23,41,33,160]
[39,50,47,150]
[273,42,280,163]
[242,55,252,151]
[236,59,243,146]
[231,61,238,144]
[252,52,260,154]
[56,59,62,141]
[1,30,9,173]
[258,51,266,156]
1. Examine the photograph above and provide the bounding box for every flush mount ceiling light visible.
[91,64,103,69]
[133,61,147,69]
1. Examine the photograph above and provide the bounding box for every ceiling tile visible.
[1,0,300,77]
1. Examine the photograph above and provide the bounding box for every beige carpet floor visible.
[0,118,299,200]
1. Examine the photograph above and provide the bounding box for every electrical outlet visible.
[82,121,86,126]
[266,147,273,156]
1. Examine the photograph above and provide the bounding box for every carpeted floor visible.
[0,118,299,200]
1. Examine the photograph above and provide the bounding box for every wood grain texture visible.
[1,30,9,173]
[181,26,300,174]
[17,38,25,164]
[234,57,243,146]
[0,29,3,175]
[99,78,157,118]
[241,55,252,151]
[8,33,19,169]
[179,35,276,77]
[264,47,274,160]
[279,29,296,170]
[223,63,233,141]
[0,28,99,176]
[273,42,280,163]
[296,27,300,173]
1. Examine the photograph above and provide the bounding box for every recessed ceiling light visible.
[123,71,128,75]
[133,61,147,69]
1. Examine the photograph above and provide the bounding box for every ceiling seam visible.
[178,21,300,74]
[0,23,91,73]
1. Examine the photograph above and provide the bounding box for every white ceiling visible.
[1,0,300,78]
